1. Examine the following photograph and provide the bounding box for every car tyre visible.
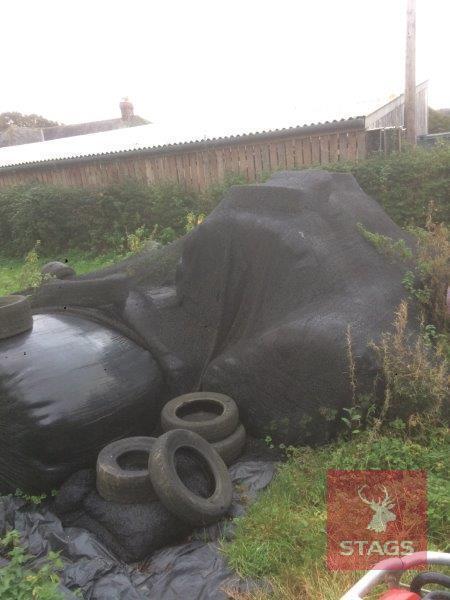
[148,429,233,525]
[213,423,246,465]
[161,392,239,442]
[96,437,157,503]
[0,295,33,340]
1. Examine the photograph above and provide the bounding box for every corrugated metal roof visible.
[0,117,365,170]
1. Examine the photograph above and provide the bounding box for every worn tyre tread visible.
[148,429,233,526]
[96,437,157,504]
[161,392,239,442]
[0,295,33,340]
[212,423,246,465]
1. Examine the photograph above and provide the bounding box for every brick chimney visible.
[119,97,134,121]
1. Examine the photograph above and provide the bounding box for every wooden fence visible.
[0,122,402,192]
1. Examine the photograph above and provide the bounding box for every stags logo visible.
[327,470,427,570]
[357,484,396,533]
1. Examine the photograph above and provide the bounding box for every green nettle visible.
[0,530,66,600]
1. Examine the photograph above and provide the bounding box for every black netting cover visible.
[0,170,417,494]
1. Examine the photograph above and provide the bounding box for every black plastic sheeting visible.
[176,171,418,444]
[3,169,417,496]
[32,170,416,447]
[0,459,276,599]
[0,312,164,493]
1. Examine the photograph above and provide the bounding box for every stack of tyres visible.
[161,392,246,465]
[95,391,244,527]
[96,430,233,527]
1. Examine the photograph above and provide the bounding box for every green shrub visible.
[196,172,247,214]
[326,144,450,227]
[369,300,448,429]
[0,180,198,257]
[356,223,413,261]
[429,107,450,134]
[358,217,449,330]
[0,530,65,599]
[18,240,43,289]
[0,145,448,258]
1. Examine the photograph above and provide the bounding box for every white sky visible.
[1,0,449,139]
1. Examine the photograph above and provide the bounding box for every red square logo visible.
[327,470,427,570]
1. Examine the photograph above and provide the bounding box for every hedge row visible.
[0,144,448,257]
[326,143,450,227]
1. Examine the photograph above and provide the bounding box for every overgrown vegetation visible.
[18,240,43,290]
[224,207,449,599]
[356,223,413,261]
[369,301,448,429]
[0,144,448,261]
[0,174,246,258]
[326,143,450,227]
[428,107,450,134]
[0,530,65,599]
[224,306,449,598]
[404,218,450,330]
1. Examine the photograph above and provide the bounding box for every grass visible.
[0,250,124,296]
[223,428,450,599]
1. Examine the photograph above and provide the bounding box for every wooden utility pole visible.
[404,0,417,145]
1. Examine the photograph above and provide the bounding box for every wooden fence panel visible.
[310,136,320,164]
[215,148,225,182]
[230,145,240,175]
[303,137,313,165]
[181,153,191,188]
[356,131,366,160]
[276,141,287,170]
[347,132,358,160]
[246,145,256,181]
[285,140,295,169]
[253,144,264,178]
[237,145,248,180]
[329,134,339,163]
[221,146,232,176]
[1,127,405,191]
[260,143,271,173]
[319,136,330,164]
[293,138,303,167]
[339,133,348,161]
[269,142,278,171]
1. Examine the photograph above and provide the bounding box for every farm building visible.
[0,83,428,192]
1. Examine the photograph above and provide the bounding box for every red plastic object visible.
[378,590,421,600]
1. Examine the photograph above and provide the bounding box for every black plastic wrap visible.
[0,459,276,599]
[26,171,418,446]
[0,312,164,493]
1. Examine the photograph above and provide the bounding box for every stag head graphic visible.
[357,484,396,533]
